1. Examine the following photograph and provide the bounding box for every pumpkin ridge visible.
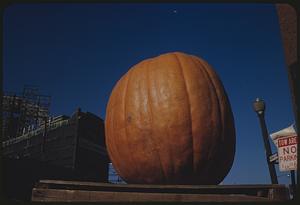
[189,57,221,183]
[197,58,235,183]
[105,83,125,181]
[197,56,223,155]
[156,56,174,181]
[201,60,234,141]
[195,57,230,184]
[198,59,225,139]
[123,70,139,182]
[173,53,194,176]
[146,59,166,183]
[114,76,133,182]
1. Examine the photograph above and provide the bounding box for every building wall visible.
[75,111,109,182]
[2,119,77,168]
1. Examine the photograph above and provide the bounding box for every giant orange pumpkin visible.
[105,52,235,185]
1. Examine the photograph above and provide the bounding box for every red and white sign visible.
[270,125,298,172]
[277,136,297,171]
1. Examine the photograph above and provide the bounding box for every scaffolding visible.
[2,85,51,140]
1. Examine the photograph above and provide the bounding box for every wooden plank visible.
[37,179,287,190]
[32,188,273,202]
[32,180,290,202]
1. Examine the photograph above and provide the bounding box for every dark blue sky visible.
[3,3,295,185]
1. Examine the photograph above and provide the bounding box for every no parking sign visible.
[270,125,298,172]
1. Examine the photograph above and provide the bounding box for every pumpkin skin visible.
[105,52,235,185]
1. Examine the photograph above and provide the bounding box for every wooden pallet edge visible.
[31,188,280,202]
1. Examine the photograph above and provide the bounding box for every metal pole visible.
[290,170,296,199]
[258,113,278,184]
[253,98,279,184]
[256,111,278,184]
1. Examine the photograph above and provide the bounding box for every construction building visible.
[2,86,109,201]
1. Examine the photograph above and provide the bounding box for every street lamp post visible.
[253,98,278,184]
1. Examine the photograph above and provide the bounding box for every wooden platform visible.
[31,179,290,202]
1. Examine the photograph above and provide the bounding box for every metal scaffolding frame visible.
[2,85,51,140]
